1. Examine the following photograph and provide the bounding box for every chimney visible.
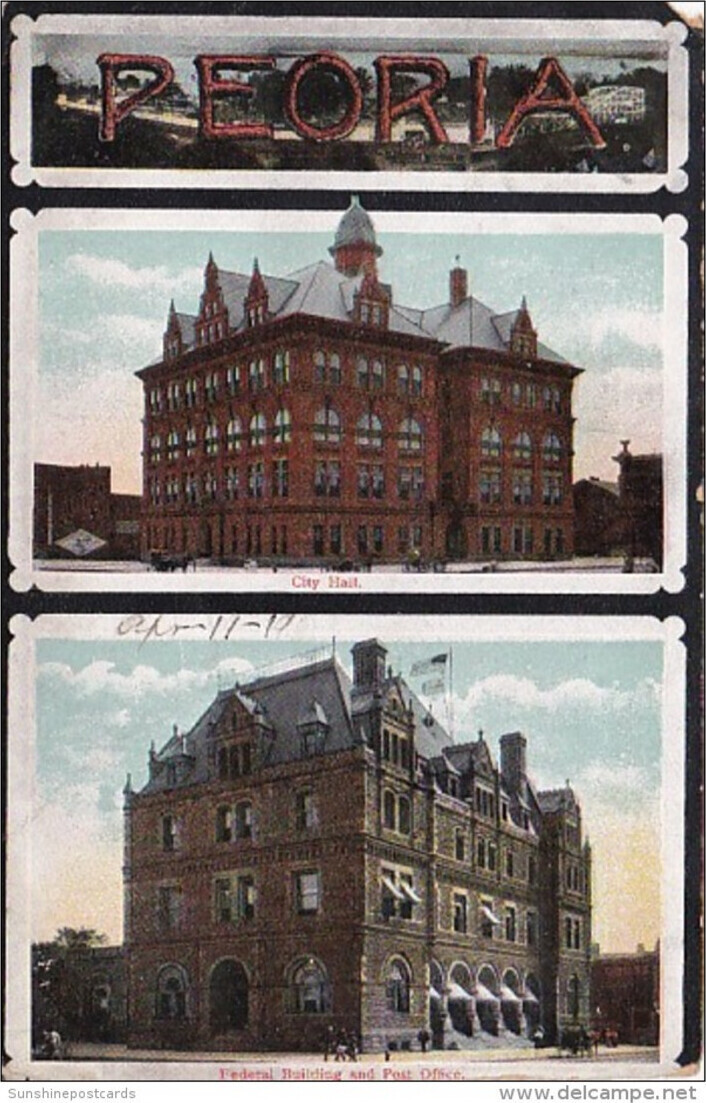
[500,731,527,792]
[351,638,387,693]
[450,260,468,308]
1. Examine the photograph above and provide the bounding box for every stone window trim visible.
[213,870,256,924]
[294,868,322,916]
[154,963,189,1021]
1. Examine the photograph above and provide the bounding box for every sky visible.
[37,220,663,493]
[31,631,662,955]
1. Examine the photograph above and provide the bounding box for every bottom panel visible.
[6,614,687,1080]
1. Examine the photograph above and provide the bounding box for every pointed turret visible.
[245,256,269,326]
[510,294,538,358]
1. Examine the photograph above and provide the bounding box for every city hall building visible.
[123,638,592,1052]
[137,200,580,564]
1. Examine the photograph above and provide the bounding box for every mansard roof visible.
[139,650,457,793]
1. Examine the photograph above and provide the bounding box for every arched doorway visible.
[475,965,501,1035]
[448,962,474,1036]
[209,960,249,1032]
[501,969,524,1035]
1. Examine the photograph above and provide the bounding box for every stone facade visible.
[137,200,580,565]
[124,639,592,1053]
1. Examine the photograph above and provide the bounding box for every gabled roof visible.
[155,255,570,366]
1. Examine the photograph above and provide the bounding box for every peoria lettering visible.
[97,52,606,149]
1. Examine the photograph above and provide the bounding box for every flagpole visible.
[450,646,455,742]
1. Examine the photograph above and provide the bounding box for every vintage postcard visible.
[4,612,692,1081]
[9,10,690,193]
[9,203,686,594]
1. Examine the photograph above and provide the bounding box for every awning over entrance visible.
[500,985,522,1003]
[447,982,473,1001]
[474,982,500,1004]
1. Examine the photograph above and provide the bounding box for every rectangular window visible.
[358,526,368,555]
[481,526,502,555]
[158,885,181,930]
[161,815,177,851]
[527,911,537,946]
[479,469,502,505]
[296,871,321,914]
[453,893,468,933]
[273,458,289,498]
[248,462,265,499]
[237,875,255,920]
[373,526,384,554]
[455,831,465,861]
[506,850,514,878]
[215,877,232,923]
[505,907,517,942]
[313,525,324,557]
[330,524,342,555]
[295,790,318,832]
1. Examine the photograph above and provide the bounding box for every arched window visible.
[385,958,411,1013]
[250,413,266,448]
[513,431,532,461]
[329,352,341,385]
[543,432,562,462]
[383,790,396,829]
[411,366,423,396]
[481,427,502,458]
[372,359,385,390]
[290,959,330,1014]
[226,417,242,452]
[398,795,411,835]
[204,420,219,456]
[274,409,291,445]
[398,364,409,394]
[356,413,382,449]
[314,408,341,446]
[398,418,423,453]
[155,964,188,1020]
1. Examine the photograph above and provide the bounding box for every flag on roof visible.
[410,653,448,677]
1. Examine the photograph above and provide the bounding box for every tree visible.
[32,928,107,1048]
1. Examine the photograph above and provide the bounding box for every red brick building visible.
[124,638,592,1053]
[34,463,141,560]
[137,200,580,564]
[591,944,659,1045]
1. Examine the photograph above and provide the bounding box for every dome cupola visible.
[330,196,382,277]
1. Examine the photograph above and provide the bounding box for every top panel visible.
[11,10,689,192]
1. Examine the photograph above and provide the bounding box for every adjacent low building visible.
[33,463,141,560]
[124,638,592,1053]
[591,943,659,1046]
[137,198,581,565]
